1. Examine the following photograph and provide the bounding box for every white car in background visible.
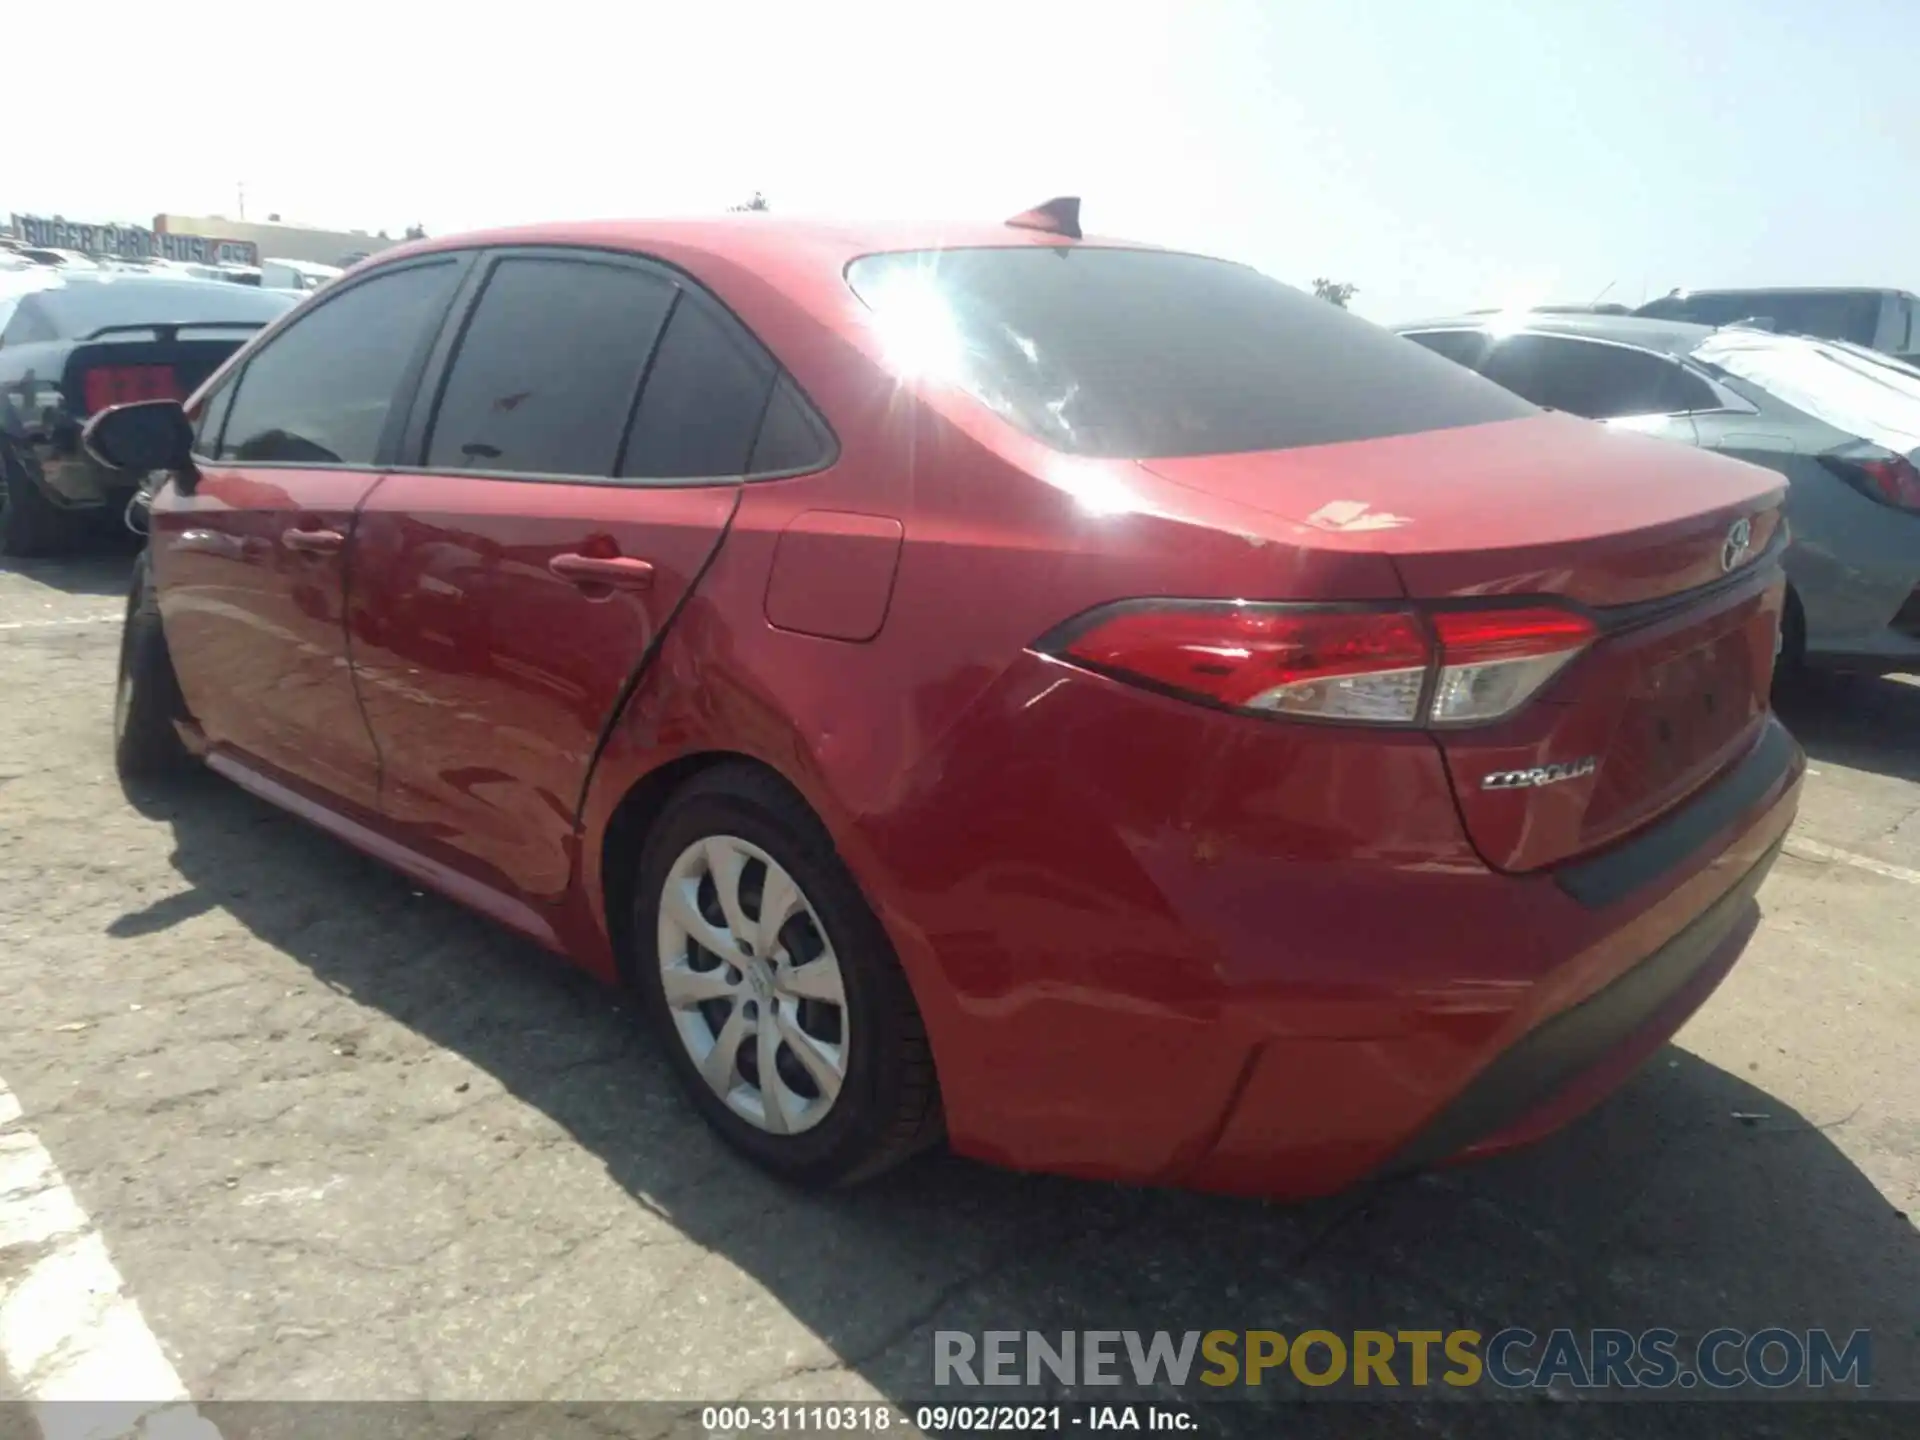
[261,257,343,292]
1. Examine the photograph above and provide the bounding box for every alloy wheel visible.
[656,835,849,1135]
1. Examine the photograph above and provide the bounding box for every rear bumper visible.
[1173,717,1801,1198]
[1386,834,1778,1175]
[1804,628,1920,675]
[885,651,1804,1197]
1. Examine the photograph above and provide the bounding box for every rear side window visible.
[619,296,776,479]
[846,247,1532,459]
[1401,329,1493,370]
[428,256,675,476]
[219,261,458,466]
[1480,335,1716,418]
[748,375,834,474]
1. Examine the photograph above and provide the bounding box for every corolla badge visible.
[1721,517,1753,573]
[1481,756,1598,791]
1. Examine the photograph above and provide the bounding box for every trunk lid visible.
[1139,414,1789,873]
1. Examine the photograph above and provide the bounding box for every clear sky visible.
[9,0,1914,322]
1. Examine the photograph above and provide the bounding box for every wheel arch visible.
[598,749,802,987]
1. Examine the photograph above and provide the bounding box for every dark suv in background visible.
[1635,287,1920,364]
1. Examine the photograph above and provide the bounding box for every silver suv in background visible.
[1635,287,1920,365]
[1395,313,1920,678]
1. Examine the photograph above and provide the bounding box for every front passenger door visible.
[152,256,466,812]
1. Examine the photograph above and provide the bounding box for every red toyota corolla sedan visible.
[86,202,1802,1196]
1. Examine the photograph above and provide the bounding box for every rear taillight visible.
[1428,606,1596,725]
[1044,601,1597,728]
[82,365,180,415]
[1819,447,1920,513]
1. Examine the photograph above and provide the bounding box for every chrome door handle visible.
[548,553,654,590]
[282,527,345,555]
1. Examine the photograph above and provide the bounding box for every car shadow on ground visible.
[0,540,139,600]
[119,774,1916,1438]
[1775,673,1920,785]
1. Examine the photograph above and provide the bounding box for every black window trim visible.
[188,250,475,470]
[388,243,839,489]
[1401,326,1756,418]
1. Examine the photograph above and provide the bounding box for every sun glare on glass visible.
[866,272,967,382]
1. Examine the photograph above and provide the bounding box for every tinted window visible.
[427,257,673,477]
[220,261,457,466]
[33,277,295,341]
[748,376,833,474]
[620,297,775,479]
[1637,291,1881,346]
[1402,329,1493,370]
[192,378,236,456]
[1481,335,1715,418]
[846,247,1532,459]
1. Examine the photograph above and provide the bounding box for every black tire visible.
[114,553,194,783]
[0,442,81,558]
[631,764,942,1187]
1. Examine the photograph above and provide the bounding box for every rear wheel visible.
[0,443,81,558]
[632,766,941,1187]
[114,554,193,783]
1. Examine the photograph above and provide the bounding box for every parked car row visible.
[82,204,1802,1198]
[1395,312,1920,677]
[0,236,344,291]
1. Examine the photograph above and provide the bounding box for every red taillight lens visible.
[1820,450,1920,513]
[1046,601,1597,728]
[1429,606,1597,725]
[82,365,180,415]
[1060,605,1430,722]
[1859,456,1920,511]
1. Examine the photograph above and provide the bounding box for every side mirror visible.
[83,400,195,477]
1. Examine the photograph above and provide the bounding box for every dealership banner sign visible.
[8,214,260,267]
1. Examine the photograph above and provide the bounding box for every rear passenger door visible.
[1479,333,1714,443]
[347,249,809,900]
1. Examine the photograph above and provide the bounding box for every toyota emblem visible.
[1721,517,1753,573]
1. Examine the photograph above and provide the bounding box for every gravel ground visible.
[0,548,1915,1438]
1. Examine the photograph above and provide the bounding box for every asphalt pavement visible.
[0,548,1914,1439]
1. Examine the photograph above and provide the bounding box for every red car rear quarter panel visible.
[558,229,1796,1191]
[576,403,1467,1182]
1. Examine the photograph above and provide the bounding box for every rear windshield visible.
[1695,330,1920,452]
[30,277,296,341]
[1639,291,1881,346]
[845,246,1533,459]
